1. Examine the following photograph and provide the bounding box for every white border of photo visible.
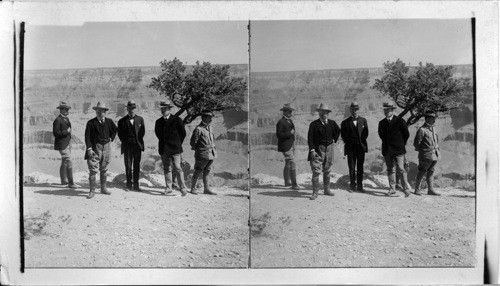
[0,1,498,284]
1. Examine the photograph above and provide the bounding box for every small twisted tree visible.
[148,58,247,124]
[372,59,472,125]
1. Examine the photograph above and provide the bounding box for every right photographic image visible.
[249,19,476,268]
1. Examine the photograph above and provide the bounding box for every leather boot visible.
[177,171,188,196]
[283,161,292,187]
[290,169,303,190]
[87,174,96,199]
[100,172,111,195]
[414,171,425,196]
[164,172,173,195]
[60,158,68,185]
[203,172,216,195]
[190,170,201,195]
[426,172,441,196]
[66,159,78,188]
[310,178,319,200]
[323,174,334,196]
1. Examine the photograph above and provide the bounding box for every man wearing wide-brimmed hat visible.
[413,110,441,196]
[276,103,303,190]
[84,102,118,199]
[154,100,188,196]
[52,101,78,188]
[307,103,341,200]
[378,102,411,197]
[341,102,369,193]
[117,100,146,192]
[189,110,218,195]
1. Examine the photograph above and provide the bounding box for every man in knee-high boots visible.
[413,111,441,196]
[84,102,117,199]
[190,111,217,195]
[154,101,189,196]
[53,101,78,189]
[276,103,302,190]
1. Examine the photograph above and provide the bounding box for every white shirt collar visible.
[387,115,394,121]
[163,114,171,120]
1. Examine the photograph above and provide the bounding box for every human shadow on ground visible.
[256,189,312,199]
[34,189,89,197]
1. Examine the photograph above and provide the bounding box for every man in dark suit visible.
[341,102,369,192]
[154,101,188,196]
[307,103,341,200]
[52,101,78,188]
[84,102,118,199]
[118,101,145,192]
[276,103,302,190]
[377,102,411,197]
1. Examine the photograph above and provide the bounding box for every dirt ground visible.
[250,184,475,268]
[23,183,249,268]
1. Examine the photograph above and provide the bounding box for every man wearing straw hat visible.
[154,101,189,196]
[413,110,441,196]
[378,102,411,197]
[276,103,303,190]
[341,102,369,193]
[117,100,145,192]
[190,110,217,195]
[84,102,118,199]
[307,103,341,200]
[53,101,78,188]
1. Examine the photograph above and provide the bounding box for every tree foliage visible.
[148,58,247,124]
[372,59,472,125]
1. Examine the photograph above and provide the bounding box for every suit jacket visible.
[154,115,186,155]
[190,122,217,160]
[340,116,369,156]
[413,123,440,161]
[84,117,117,159]
[307,118,340,161]
[276,116,295,152]
[53,115,72,150]
[378,115,409,156]
[117,115,145,154]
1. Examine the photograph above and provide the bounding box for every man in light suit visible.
[341,102,369,193]
[377,102,411,197]
[413,110,441,196]
[307,103,341,200]
[52,101,78,188]
[118,100,145,192]
[190,111,217,195]
[276,103,302,190]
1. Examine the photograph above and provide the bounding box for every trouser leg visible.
[161,153,174,193]
[124,148,133,188]
[283,160,291,186]
[173,154,187,191]
[347,153,356,189]
[202,160,216,194]
[133,146,141,187]
[384,154,396,193]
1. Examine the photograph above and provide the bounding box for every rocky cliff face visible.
[250,65,475,179]
[23,65,249,178]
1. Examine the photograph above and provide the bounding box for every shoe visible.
[427,190,441,196]
[133,186,143,192]
[125,184,132,192]
[163,189,172,195]
[348,185,355,193]
[204,188,217,195]
[67,183,79,189]
[291,185,303,190]
[414,189,423,196]
[87,191,94,199]
[61,182,69,186]
[101,189,111,195]
[180,188,188,196]
[356,187,365,193]
[404,190,411,197]
[387,190,398,196]
[310,192,318,200]
[324,189,335,196]
[190,189,199,195]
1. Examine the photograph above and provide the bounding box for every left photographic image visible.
[21,21,249,268]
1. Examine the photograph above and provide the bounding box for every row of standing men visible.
[276,102,442,200]
[52,100,217,199]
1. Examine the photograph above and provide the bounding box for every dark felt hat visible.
[56,101,71,110]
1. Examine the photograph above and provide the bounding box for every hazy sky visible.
[251,19,473,72]
[25,21,248,70]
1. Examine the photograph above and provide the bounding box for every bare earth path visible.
[24,183,249,268]
[250,185,475,268]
